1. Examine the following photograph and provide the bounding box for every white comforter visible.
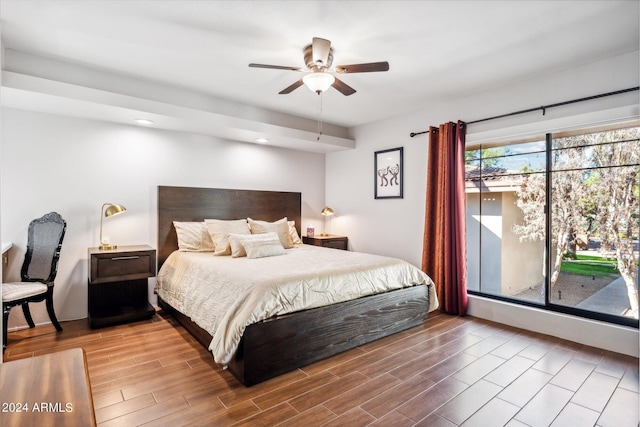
[155,244,438,365]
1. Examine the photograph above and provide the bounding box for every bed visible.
[156,185,438,386]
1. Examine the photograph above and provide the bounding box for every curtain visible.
[422,120,468,315]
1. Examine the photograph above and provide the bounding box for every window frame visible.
[466,125,639,329]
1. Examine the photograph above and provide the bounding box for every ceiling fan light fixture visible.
[303,72,335,94]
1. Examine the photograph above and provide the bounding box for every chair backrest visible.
[20,212,67,284]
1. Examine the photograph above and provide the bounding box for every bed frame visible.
[157,185,431,386]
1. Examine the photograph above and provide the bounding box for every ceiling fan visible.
[249,37,389,96]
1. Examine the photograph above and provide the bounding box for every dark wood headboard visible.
[157,186,302,269]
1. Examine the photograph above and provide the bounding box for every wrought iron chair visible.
[3,212,66,352]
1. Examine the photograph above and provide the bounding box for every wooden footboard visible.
[158,284,430,386]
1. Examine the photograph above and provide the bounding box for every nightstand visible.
[303,234,349,250]
[88,245,156,328]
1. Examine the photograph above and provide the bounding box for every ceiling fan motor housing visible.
[304,44,334,71]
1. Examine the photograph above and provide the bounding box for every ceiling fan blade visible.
[249,63,304,72]
[279,79,304,94]
[312,37,331,66]
[335,61,390,73]
[332,77,356,96]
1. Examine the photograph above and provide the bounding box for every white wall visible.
[326,51,639,356]
[501,192,544,296]
[1,109,327,329]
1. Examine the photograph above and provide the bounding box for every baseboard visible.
[467,295,639,357]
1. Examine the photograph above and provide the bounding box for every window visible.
[466,124,639,327]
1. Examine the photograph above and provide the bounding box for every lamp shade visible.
[104,204,126,218]
[303,72,335,93]
[321,207,334,216]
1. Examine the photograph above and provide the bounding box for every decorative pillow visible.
[173,221,215,252]
[227,232,280,258]
[288,220,303,246]
[204,219,250,256]
[228,233,249,258]
[247,217,293,249]
[242,233,286,259]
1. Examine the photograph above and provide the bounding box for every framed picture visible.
[374,147,403,199]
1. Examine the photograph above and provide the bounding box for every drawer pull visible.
[111,256,140,261]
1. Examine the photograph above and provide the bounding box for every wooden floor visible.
[4,309,639,426]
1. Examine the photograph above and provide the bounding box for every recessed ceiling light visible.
[134,119,155,125]
[255,137,270,143]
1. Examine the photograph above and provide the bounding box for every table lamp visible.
[99,203,126,250]
[321,206,334,236]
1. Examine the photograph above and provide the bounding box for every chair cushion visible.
[2,282,48,302]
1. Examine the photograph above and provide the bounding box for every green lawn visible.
[561,254,619,277]
[574,254,617,263]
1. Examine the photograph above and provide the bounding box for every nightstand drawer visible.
[89,245,156,284]
[322,239,348,250]
[96,253,151,277]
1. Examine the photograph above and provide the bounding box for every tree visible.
[465,147,509,169]
[587,128,639,317]
[512,139,588,289]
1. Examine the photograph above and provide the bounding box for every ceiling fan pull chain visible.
[317,92,324,141]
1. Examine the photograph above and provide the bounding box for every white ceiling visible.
[1,1,638,148]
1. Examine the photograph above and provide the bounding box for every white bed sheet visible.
[155,244,438,365]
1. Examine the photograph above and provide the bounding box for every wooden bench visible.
[0,348,96,426]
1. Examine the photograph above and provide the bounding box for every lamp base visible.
[99,243,118,251]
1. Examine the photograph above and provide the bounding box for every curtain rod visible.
[409,86,639,138]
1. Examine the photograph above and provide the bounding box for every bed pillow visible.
[228,232,282,258]
[247,217,293,249]
[227,233,250,258]
[173,221,215,252]
[288,220,303,246]
[204,219,251,256]
[242,233,286,259]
